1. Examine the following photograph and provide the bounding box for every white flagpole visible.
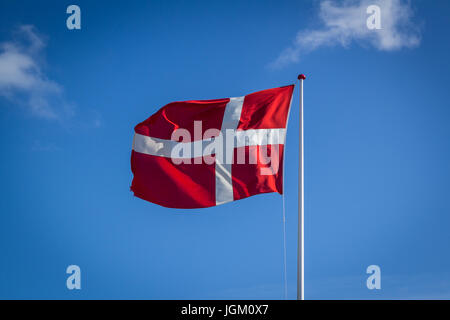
[297,74,306,300]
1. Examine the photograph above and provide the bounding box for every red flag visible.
[131,85,294,208]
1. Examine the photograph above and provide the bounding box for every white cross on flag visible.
[131,85,294,208]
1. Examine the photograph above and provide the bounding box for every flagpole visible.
[297,74,306,300]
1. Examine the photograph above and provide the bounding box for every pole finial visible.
[298,74,306,80]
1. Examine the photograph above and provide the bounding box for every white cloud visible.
[271,0,421,68]
[0,25,72,119]
[31,140,61,152]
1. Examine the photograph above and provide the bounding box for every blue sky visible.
[1,0,450,299]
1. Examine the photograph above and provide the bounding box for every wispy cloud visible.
[0,25,74,119]
[271,0,421,68]
[31,140,61,152]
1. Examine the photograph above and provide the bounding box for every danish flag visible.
[131,85,294,208]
